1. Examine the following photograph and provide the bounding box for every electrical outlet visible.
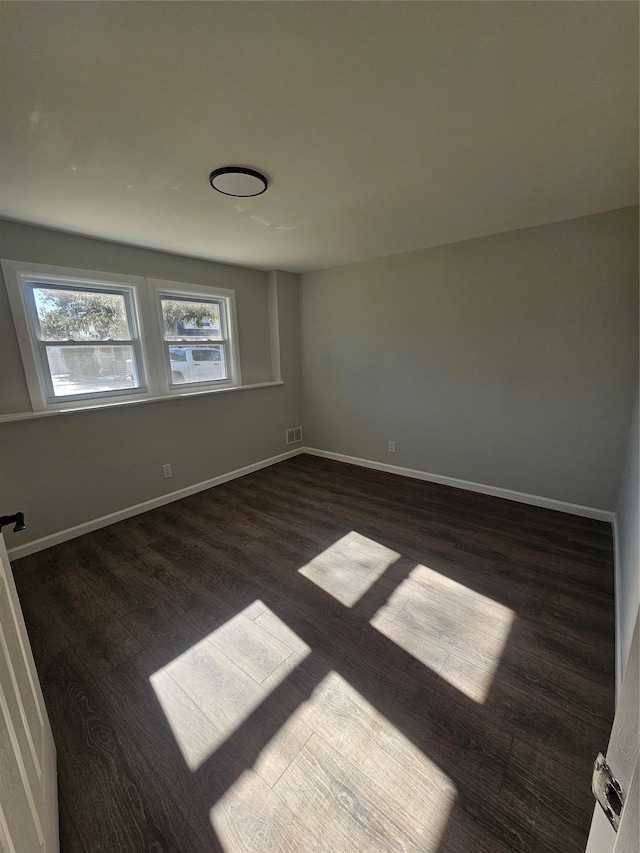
[388,440,396,453]
[162,463,173,479]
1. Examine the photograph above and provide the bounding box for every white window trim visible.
[146,277,242,395]
[0,381,285,424]
[2,260,152,411]
[2,260,243,413]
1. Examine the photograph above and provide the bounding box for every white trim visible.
[267,272,282,382]
[7,449,304,560]
[145,276,243,393]
[7,443,616,560]
[303,447,616,522]
[612,512,622,706]
[0,805,16,853]
[1,259,147,411]
[0,380,284,424]
[1,260,251,415]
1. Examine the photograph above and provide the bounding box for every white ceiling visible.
[0,1,637,273]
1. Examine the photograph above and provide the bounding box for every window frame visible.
[2,261,242,412]
[146,278,242,396]
[2,261,152,411]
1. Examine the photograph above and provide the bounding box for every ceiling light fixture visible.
[209,166,268,197]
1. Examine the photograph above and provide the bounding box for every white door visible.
[586,607,639,853]
[0,523,59,852]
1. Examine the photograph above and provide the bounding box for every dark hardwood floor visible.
[13,454,615,852]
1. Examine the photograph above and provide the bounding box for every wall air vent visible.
[286,426,303,445]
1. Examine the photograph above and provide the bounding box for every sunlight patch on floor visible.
[370,564,515,703]
[150,665,224,771]
[211,670,456,852]
[150,602,310,772]
[298,532,400,606]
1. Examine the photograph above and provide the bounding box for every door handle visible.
[0,512,25,533]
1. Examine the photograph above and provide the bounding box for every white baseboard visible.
[303,447,616,523]
[9,444,615,562]
[8,448,304,560]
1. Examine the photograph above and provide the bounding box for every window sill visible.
[0,380,285,424]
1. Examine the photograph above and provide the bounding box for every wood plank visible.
[336,651,512,801]
[274,733,428,852]
[161,636,266,743]
[495,738,594,853]
[72,617,142,680]
[13,573,70,667]
[99,650,226,844]
[203,611,294,684]
[40,646,214,852]
[211,768,320,853]
[58,792,88,853]
[119,598,204,667]
[22,556,115,646]
[293,669,458,833]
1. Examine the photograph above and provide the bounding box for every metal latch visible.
[592,753,625,832]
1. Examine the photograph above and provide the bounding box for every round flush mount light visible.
[209,166,268,197]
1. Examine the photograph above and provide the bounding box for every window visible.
[26,283,145,401]
[148,278,240,393]
[157,293,230,386]
[2,261,241,412]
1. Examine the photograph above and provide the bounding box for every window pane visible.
[161,298,222,340]
[45,345,140,397]
[33,287,131,341]
[168,345,227,384]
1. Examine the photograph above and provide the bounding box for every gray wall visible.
[0,220,301,546]
[617,388,639,680]
[300,207,639,511]
[1,208,637,550]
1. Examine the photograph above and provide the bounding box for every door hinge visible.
[592,752,625,832]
